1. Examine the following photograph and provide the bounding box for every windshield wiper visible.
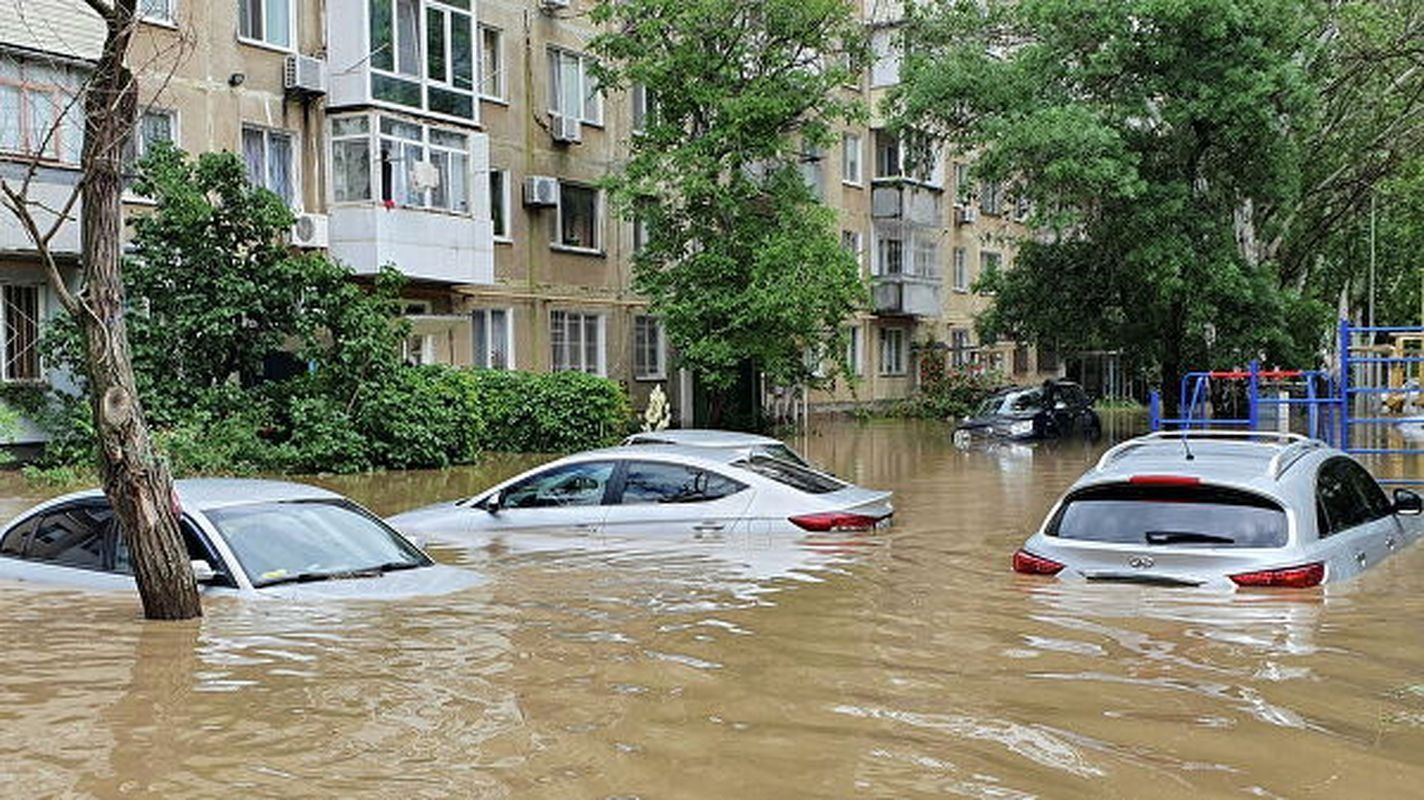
[374,560,424,573]
[1144,530,1235,545]
[258,561,423,587]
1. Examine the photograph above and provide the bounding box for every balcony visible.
[0,162,82,256]
[871,183,941,226]
[329,206,494,285]
[872,273,941,317]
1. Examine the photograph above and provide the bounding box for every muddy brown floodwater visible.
[2,417,1424,799]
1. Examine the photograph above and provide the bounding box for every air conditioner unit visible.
[540,0,571,10]
[290,213,329,248]
[284,54,327,96]
[550,113,582,144]
[955,206,979,225]
[523,175,560,207]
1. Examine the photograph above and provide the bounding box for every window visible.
[367,0,475,119]
[799,142,824,199]
[472,308,512,369]
[1013,344,1030,374]
[502,461,617,509]
[842,132,862,185]
[425,2,475,94]
[1316,458,1393,537]
[912,236,937,278]
[548,48,601,125]
[1039,343,1059,372]
[618,462,747,505]
[632,214,649,254]
[402,332,435,365]
[242,125,295,207]
[876,236,903,276]
[489,167,510,238]
[1049,484,1288,548]
[239,0,292,49]
[478,25,504,99]
[952,247,968,291]
[379,116,469,212]
[841,230,863,271]
[0,57,85,164]
[139,0,174,24]
[631,83,656,133]
[870,27,900,88]
[633,315,666,380]
[136,109,175,157]
[2,285,43,382]
[733,455,848,495]
[551,310,604,375]
[979,250,1002,289]
[874,129,900,179]
[980,180,1004,215]
[556,182,600,250]
[879,327,905,376]
[27,504,113,570]
[954,163,972,205]
[331,116,372,202]
[951,328,971,368]
[846,325,862,376]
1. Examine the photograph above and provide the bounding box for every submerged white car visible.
[622,429,816,469]
[0,479,479,599]
[1013,431,1424,588]
[388,445,893,543]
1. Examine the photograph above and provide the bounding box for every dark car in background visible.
[953,380,1101,448]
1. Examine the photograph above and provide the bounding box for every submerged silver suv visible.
[1013,431,1424,588]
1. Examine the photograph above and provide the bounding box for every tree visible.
[589,0,868,426]
[893,0,1334,410]
[0,0,200,619]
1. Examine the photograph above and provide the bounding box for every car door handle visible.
[1386,537,1398,551]
[1355,551,1367,567]
[693,522,725,532]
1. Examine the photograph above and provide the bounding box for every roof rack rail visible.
[1095,429,1314,472]
[1267,439,1326,480]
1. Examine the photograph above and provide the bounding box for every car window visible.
[204,500,429,587]
[502,461,617,508]
[26,504,113,570]
[1049,483,1288,548]
[732,455,847,495]
[0,516,37,557]
[1064,386,1089,407]
[113,518,235,586]
[1317,458,1391,537]
[755,444,810,467]
[618,461,747,505]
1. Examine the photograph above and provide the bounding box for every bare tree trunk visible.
[80,1,200,620]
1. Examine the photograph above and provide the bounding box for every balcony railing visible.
[871,273,941,317]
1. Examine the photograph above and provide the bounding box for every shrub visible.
[470,369,632,453]
[897,359,1004,420]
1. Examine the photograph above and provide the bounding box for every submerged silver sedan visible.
[0,479,479,599]
[1013,431,1424,588]
[388,444,893,543]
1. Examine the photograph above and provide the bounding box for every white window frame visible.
[138,0,176,26]
[489,167,511,241]
[0,284,45,383]
[800,141,825,199]
[846,324,862,377]
[631,83,655,134]
[633,315,667,381]
[980,250,1002,288]
[550,310,606,376]
[878,327,905,377]
[135,108,177,159]
[328,113,475,215]
[478,24,506,101]
[553,181,602,253]
[951,328,972,368]
[0,59,85,165]
[547,47,603,126]
[241,124,298,208]
[472,307,514,369]
[952,247,969,292]
[841,229,863,273]
[238,0,295,52]
[875,234,903,276]
[841,132,862,186]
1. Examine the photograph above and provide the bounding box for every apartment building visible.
[0,0,1056,441]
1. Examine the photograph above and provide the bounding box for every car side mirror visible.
[190,559,217,583]
[1393,488,1422,516]
[1054,400,1067,410]
[482,490,504,513]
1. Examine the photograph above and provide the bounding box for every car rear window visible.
[1048,483,1288,548]
[733,455,846,494]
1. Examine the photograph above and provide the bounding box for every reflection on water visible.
[2,416,1424,798]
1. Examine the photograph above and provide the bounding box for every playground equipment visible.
[1147,320,1424,486]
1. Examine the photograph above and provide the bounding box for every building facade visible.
[1,0,1058,441]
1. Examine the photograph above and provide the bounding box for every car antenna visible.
[1180,429,1195,461]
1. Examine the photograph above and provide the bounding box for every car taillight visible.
[789,512,882,532]
[1012,549,1065,575]
[1228,562,1325,588]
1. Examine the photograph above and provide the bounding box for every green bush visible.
[470,369,632,453]
[895,360,1004,420]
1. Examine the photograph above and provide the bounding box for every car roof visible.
[623,429,785,448]
[563,444,748,466]
[40,478,344,514]
[1081,432,1338,495]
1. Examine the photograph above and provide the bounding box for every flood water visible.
[3,417,1424,798]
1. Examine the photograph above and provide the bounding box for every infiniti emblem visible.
[1128,556,1155,569]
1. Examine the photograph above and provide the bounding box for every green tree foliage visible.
[894,0,1342,408]
[589,0,869,422]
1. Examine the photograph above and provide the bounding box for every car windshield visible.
[204,500,431,587]
[978,388,1043,417]
[1048,484,1288,548]
[733,455,847,494]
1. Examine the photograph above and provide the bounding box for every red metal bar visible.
[1206,370,1303,379]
